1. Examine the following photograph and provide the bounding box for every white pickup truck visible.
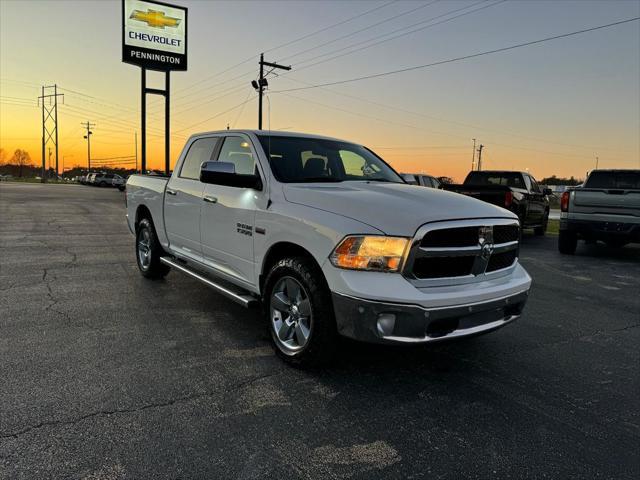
[126,130,532,365]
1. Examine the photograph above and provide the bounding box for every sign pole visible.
[141,67,146,173]
[165,70,170,175]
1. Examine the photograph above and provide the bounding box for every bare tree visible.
[0,148,6,166]
[11,149,31,177]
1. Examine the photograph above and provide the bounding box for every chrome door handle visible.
[166,189,177,196]
[203,195,218,204]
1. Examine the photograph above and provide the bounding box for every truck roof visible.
[189,129,354,145]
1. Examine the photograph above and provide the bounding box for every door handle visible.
[166,189,177,196]
[203,195,218,204]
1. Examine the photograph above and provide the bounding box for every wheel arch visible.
[259,242,325,295]
[135,204,153,231]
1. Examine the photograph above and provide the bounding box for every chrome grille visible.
[404,219,519,285]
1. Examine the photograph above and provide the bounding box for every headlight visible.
[330,236,409,272]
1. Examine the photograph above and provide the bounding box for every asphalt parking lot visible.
[1,183,638,479]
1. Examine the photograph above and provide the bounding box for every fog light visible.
[376,313,396,337]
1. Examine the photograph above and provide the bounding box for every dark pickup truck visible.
[443,171,552,234]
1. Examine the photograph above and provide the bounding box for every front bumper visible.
[332,289,529,344]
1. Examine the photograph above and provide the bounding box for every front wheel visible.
[558,230,577,255]
[263,257,338,367]
[136,217,170,279]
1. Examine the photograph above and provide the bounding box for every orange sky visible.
[1,0,639,182]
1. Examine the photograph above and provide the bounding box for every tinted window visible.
[585,171,640,189]
[529,176,541,193]
[180,137,219,180]
[464,172,525,188]
[258,135,403,183]
[217,137,256,175]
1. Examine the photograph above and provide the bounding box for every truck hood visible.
[283,182,517,236]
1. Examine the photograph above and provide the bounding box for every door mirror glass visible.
[200,161,262,190]
[401,173,418,185]
[543,187,553,196]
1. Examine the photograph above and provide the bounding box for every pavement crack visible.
[0,371,284,440]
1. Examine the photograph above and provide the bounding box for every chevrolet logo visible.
[130,9,181,29]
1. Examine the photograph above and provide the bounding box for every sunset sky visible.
[1,0,639,181]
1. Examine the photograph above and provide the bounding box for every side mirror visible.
[543,188,553,196]
[401,173,418,185]
[200,161,262,190]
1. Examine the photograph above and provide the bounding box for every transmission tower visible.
[38,85,64,182]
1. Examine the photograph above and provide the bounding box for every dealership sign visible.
[122,0,187,71]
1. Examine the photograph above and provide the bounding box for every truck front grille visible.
[404,219,519,284]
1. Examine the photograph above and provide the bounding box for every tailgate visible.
[573,189,640,217]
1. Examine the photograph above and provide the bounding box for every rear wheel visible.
[534,211,549,236]
[99,181,107,187]
[263,256,338,367]
[136,217,170,279]
[558,230,577,255]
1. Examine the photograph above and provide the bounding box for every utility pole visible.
[253,53,291,130]
[477,144,484,171]
[595,156,599,170]
[82,121,95,171]
[471,138,476,171]
[38,85,64,183]
[48,147,52,179]
[135,131,138,174]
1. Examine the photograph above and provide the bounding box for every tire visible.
[263,256,338,367]
[606,239,627,248]
[534,211,549,236]
[99,181,107,187]
[135,217,170,279]
[558,230,577,255]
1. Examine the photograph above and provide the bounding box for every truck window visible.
[585,171,640,189]
[464,172,525,189]
[180,137,219,180]
[529,176,541,193]
[217,137,256,175]
[257,135,402,183]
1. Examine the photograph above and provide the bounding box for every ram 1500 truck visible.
[559,169,640,254]
[126,130,532,365]
[442,171,552,235]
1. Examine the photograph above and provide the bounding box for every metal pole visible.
[54,84,59,179]
[165,71,170,175]
[471,138,476,171]
[477,144,484,171]
[41,86,45,182]
[258,53,264,130]
[87,123,91,171]
[135,131,138,173]
[141,68,146,173]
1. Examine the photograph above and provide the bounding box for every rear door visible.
[200,135,266,286]
[164,136,221,263]
[526,175,546,223]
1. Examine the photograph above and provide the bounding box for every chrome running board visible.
[160,257,258,308]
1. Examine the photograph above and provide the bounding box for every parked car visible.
[112,174,126,191]
[401,173,441,188]
[559,169,640,253]
[442,170,551,235]
[92,173,116,187]
[125,130,531,366]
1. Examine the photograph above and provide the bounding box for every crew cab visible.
[442,171,551,235]
[559,169,640,254]
[125,130,532,366]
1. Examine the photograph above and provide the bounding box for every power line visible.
[174,96,256,133]
[272,16,640,92]
[278,0,438,62]
[266,0,397,54]
[293,0,503,71]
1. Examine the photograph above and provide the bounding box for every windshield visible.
[464,171,525,188]
[257,135,403,184]
[585,171,640,189]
